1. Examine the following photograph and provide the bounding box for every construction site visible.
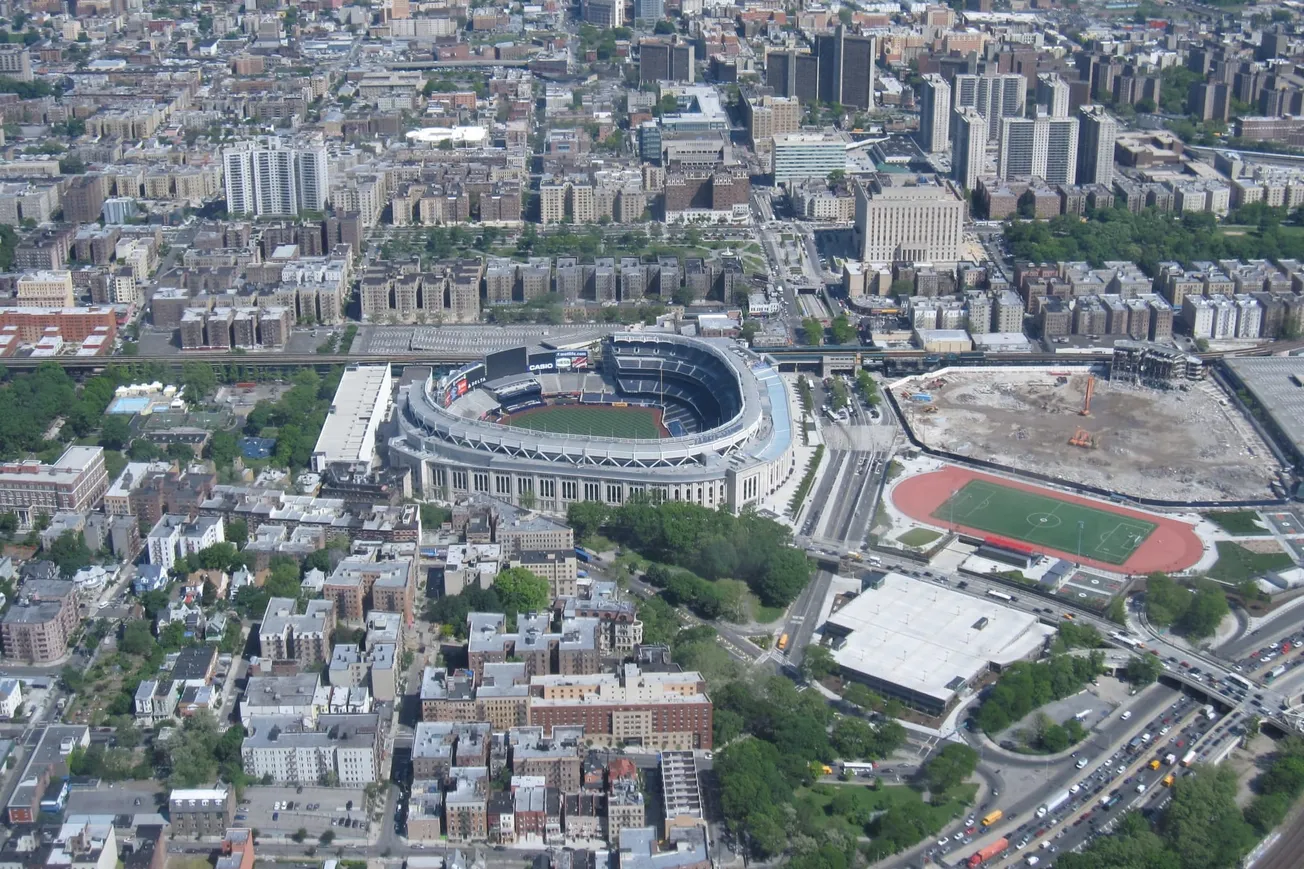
[893,367,1285,502]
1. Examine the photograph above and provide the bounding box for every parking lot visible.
[239,786,372,839]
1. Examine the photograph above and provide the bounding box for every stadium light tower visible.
[1076,520,1085,563]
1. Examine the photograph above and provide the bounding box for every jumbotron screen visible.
[485,347,529,380]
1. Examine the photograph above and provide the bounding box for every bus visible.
[1227,673,1254,691]
[981,809,1003,827]
[777,633,790,652]
[842,762,877,776]
[987,589,1014,602]
[1110,631,1142,649]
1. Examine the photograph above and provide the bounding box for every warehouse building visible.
[821,572,1054,716]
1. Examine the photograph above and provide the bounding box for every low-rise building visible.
[168,787,234,838]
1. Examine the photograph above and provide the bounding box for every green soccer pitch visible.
[505,405,665,439]
[931,479,1158,565]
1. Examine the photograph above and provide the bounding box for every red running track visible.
[891,466,1206,575]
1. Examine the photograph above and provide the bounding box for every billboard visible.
[485,347,529,381]
[527,351,558,374]
[556,349,590,371]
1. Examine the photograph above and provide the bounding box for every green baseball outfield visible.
[505,405,667,439]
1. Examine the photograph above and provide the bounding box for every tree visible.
[419,503,451,530]
[566,501,609,541]
[1159,766,1257,869]
[46,530,91,577]
[653,18,675,32]
[1144,573,1191,627]
[890,277,914,296]
[801,644,837,681]
[842,682,882,713]
[99,415,130,450]
[923,743,978,793]
[1124,653,1163,686]
[829,314,856,344]
[119,618,153,652]
[827,169,846,186]
[208,430,238,468]
[492,567,550,615]
[1178,580,1229,639]
[801,318,823,346]
[167,442,195,464]
[58,155,86,175]
[716,736,794,857]
[127,439,162,461]
[226,517,248,547]
[837,6,853,24]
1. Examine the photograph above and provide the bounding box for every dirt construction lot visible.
[896,369,1282,502]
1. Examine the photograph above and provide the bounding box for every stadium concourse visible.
[388,332,798,515]
[891,465,1205,575]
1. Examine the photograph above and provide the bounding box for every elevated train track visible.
[7,336,1304,375]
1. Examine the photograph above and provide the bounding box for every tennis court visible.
[932,479,1157,565]
[505,405,667,439]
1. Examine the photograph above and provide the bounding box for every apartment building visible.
[412,720,492,781]
[466,613,600,682]
[0,446,108,524]
[527,664,712,750]
[514,550,578,599]
[15,271,74,307]
[241,713,381,785]
[0,580,79,663]
[421,663,530,730]
[322,557,413,624]
[258,598,335,666]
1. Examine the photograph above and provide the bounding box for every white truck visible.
[1036,790,1072,818]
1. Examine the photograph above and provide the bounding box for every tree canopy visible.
[975,653,1106,733]
[492,567,551,615]
[600,500,813,607]
[1144,574,1229,639]
[1003,207,1304,275]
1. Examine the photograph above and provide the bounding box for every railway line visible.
[14,335,1304,374]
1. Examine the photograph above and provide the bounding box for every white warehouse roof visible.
[311,364,393,473]
[826,572,1054,707]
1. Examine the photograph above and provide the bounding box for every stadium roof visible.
[404,333,775,468]
[826,572,1054,707]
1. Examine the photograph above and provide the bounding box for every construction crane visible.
[1080,375,1095,416]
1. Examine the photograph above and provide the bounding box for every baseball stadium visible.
[389,333,798,514]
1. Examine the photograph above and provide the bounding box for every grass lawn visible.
[1219,224,1304,238]
[794,782,976,841]
[932,479,1156,565]
[897,528,943,548]
[1207,541,1294,581]
[507,405,665,438]
[1204,510,1267,535]
[752,600,787,624]
[582,533,619,553]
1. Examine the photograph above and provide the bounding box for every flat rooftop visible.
[1226,357,1304,461]
[312,364,391,470]
[825,572,1054,706]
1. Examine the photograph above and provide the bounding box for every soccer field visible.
[505,405,666,439]
[931,479,1157,565]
